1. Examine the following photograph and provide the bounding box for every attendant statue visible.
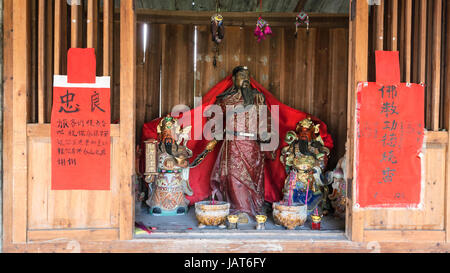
[280,118,331,215]
[144,115,194,216]
[326,155,347,219]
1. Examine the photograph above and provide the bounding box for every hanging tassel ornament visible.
[254,17,272,42]
[210,14,224,68]
[211,1,224,67]
[210,14,224,44]
[295,11,310,38]
[254,0,271,42]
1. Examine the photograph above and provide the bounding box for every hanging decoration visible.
[254,17,272,42]
[210,14,224,44]
[295,11,310,38]
[254,0,272,42]
[211,0,224,67]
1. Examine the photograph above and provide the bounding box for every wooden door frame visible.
[119,0,136,240]
[346,0,368,242]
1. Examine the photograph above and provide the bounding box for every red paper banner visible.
[51,49,111,190]
[355,51,424,208]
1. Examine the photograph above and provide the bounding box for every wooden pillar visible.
[71,1,81,48]
[11,0,29,243]
[119,0,136,240]
[0,0,4,252]
[54,0,62,74]
[405,0,412,82]
[390,0,398,51]
[376,0,384,51]
[347,0,368,243]
[431,0,442,131]
[3,0,13,247]
[87,0,98,51]
[37,0,45,124]
[103,0,113,76]
[419,0,427,84]
[445,0,450,244]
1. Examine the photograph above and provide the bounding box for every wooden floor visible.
[3,237,450,253]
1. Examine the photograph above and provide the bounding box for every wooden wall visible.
[26,5,350,168]
[368,0,450,130]
[134,22,349,167]
[347,0,450,243]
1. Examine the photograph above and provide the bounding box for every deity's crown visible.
[298,117,314,129]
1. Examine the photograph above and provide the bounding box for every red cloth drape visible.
[141,75,333,205]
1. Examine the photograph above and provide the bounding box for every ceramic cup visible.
[255,215,267,230]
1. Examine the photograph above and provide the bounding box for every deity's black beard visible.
[292,139,315,157]
[240,85,254,106]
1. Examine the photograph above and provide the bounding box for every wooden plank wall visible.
[26,8,350,167]
[135,23,349,167]
[368,0,448,130]
[359,0,450,242]
[4,0,122,241]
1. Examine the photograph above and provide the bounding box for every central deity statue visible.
[208,66,274,222]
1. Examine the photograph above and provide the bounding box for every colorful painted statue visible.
[280,118,331,215]
[207,66,275,222]
[145,115,194,216]
[326,155,347,219]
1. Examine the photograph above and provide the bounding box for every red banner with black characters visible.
[51,48,111,190]
[355,51,424,208]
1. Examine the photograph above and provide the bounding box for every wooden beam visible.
[364,230,446,243]
[103,0,113,76]
[390,0,398,51]
[376,0,384,51]
[446,0,450,243]
[54,0,62,74]
[38,0,46,124]
[419,0,427,83]
[28,229,119,242]
[405,0,412,82]
[12,0,30,243]
[431,0,442,131]
[3,237,450,253]
[346,0,355,241]
[136,10,349,28]
[3,0,14,247]
[71,1,81,48]
[119,0,136,241]
[45,0,54,122]
[87,0,98,50]
[424,131,449,144]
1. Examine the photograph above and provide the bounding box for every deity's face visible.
[298,127,314,142]
[233,70,250,90]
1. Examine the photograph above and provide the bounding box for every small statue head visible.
[232,66,250,90]
[296,118,319,142]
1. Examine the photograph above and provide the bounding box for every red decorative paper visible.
[355,51,424,208]
[51,48,111,190]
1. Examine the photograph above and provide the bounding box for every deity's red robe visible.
[141,75,333,206]
[210,89,267,217]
